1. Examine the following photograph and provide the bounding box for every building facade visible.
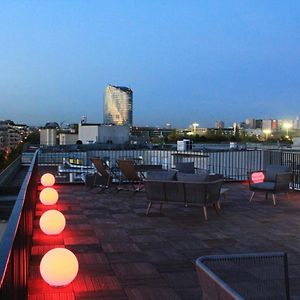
[40,129,57,146]
[245,118,256,129]
[0,120,23,150]
[103,85,133,126]
[59,133,79,145]
[78,123,130,144]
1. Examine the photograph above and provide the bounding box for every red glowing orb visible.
[251,172,265,183]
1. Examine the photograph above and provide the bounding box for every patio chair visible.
[195,252,290,299]
[117,159,145,192]
[249,165,292,205]
[89,158,114,191]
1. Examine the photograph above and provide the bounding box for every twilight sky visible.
[0,0,299,128]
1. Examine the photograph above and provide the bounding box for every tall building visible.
[245,118,256,129]
[262,119,272,131]
[103,85,133,126]
[255,119,263,129]
[215,121,224,129]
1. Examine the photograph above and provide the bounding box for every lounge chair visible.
[248,165,292,205]
[89,158,114,191]
[117,159,145,192]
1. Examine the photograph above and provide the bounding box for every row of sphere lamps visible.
[39,173,79,287]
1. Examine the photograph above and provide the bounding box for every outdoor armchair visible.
[248,165,292,205]
[195,252,290,299]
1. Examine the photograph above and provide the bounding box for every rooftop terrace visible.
[28,182,300,300]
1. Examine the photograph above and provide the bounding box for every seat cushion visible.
[250,182,276,191]
[177,171,209,182]
[146,170,177,181]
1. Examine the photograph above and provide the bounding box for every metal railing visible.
[0,151,38,300]
[36,147,300,189]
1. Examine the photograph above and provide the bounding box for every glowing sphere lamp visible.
[39,187,59,205]
[251,172,265,183]
[40,248,79,286]
[41,173,55,187]
[39,210,66,235]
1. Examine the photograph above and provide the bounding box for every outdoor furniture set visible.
[86,159,293,298]
[87,158,293,213]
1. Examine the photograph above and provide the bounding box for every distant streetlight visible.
[283,122,292,138]
[263,129,271,141]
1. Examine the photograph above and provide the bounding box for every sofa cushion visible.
[265,165,292,181]
[146,170,177,181]
[177,171,209,182]
[175,162,195,174]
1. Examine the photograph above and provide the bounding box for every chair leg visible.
[213,203,219,215]
[159,202,163,213]
[203,206,208,221]
[272,194,276,206]
[217,201,221,210]
[146,202,152,215]
[249,192,255,202]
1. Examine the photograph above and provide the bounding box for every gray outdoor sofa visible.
[145,170,224,220]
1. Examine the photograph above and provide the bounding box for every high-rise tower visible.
[103,85,133,126]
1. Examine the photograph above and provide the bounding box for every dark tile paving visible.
[28,183,300,299]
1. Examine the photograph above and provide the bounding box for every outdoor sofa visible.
[145,170,224,220]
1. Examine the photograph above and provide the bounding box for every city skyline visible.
[0,1,300,127]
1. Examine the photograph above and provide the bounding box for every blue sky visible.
[0,0,299,127]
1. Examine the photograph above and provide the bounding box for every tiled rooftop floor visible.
[28,183,300,299]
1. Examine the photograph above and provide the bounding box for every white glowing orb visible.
[41,173,55,187]
[39,188,59,205]
[40,248,79,286]
[39,210,66,235]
